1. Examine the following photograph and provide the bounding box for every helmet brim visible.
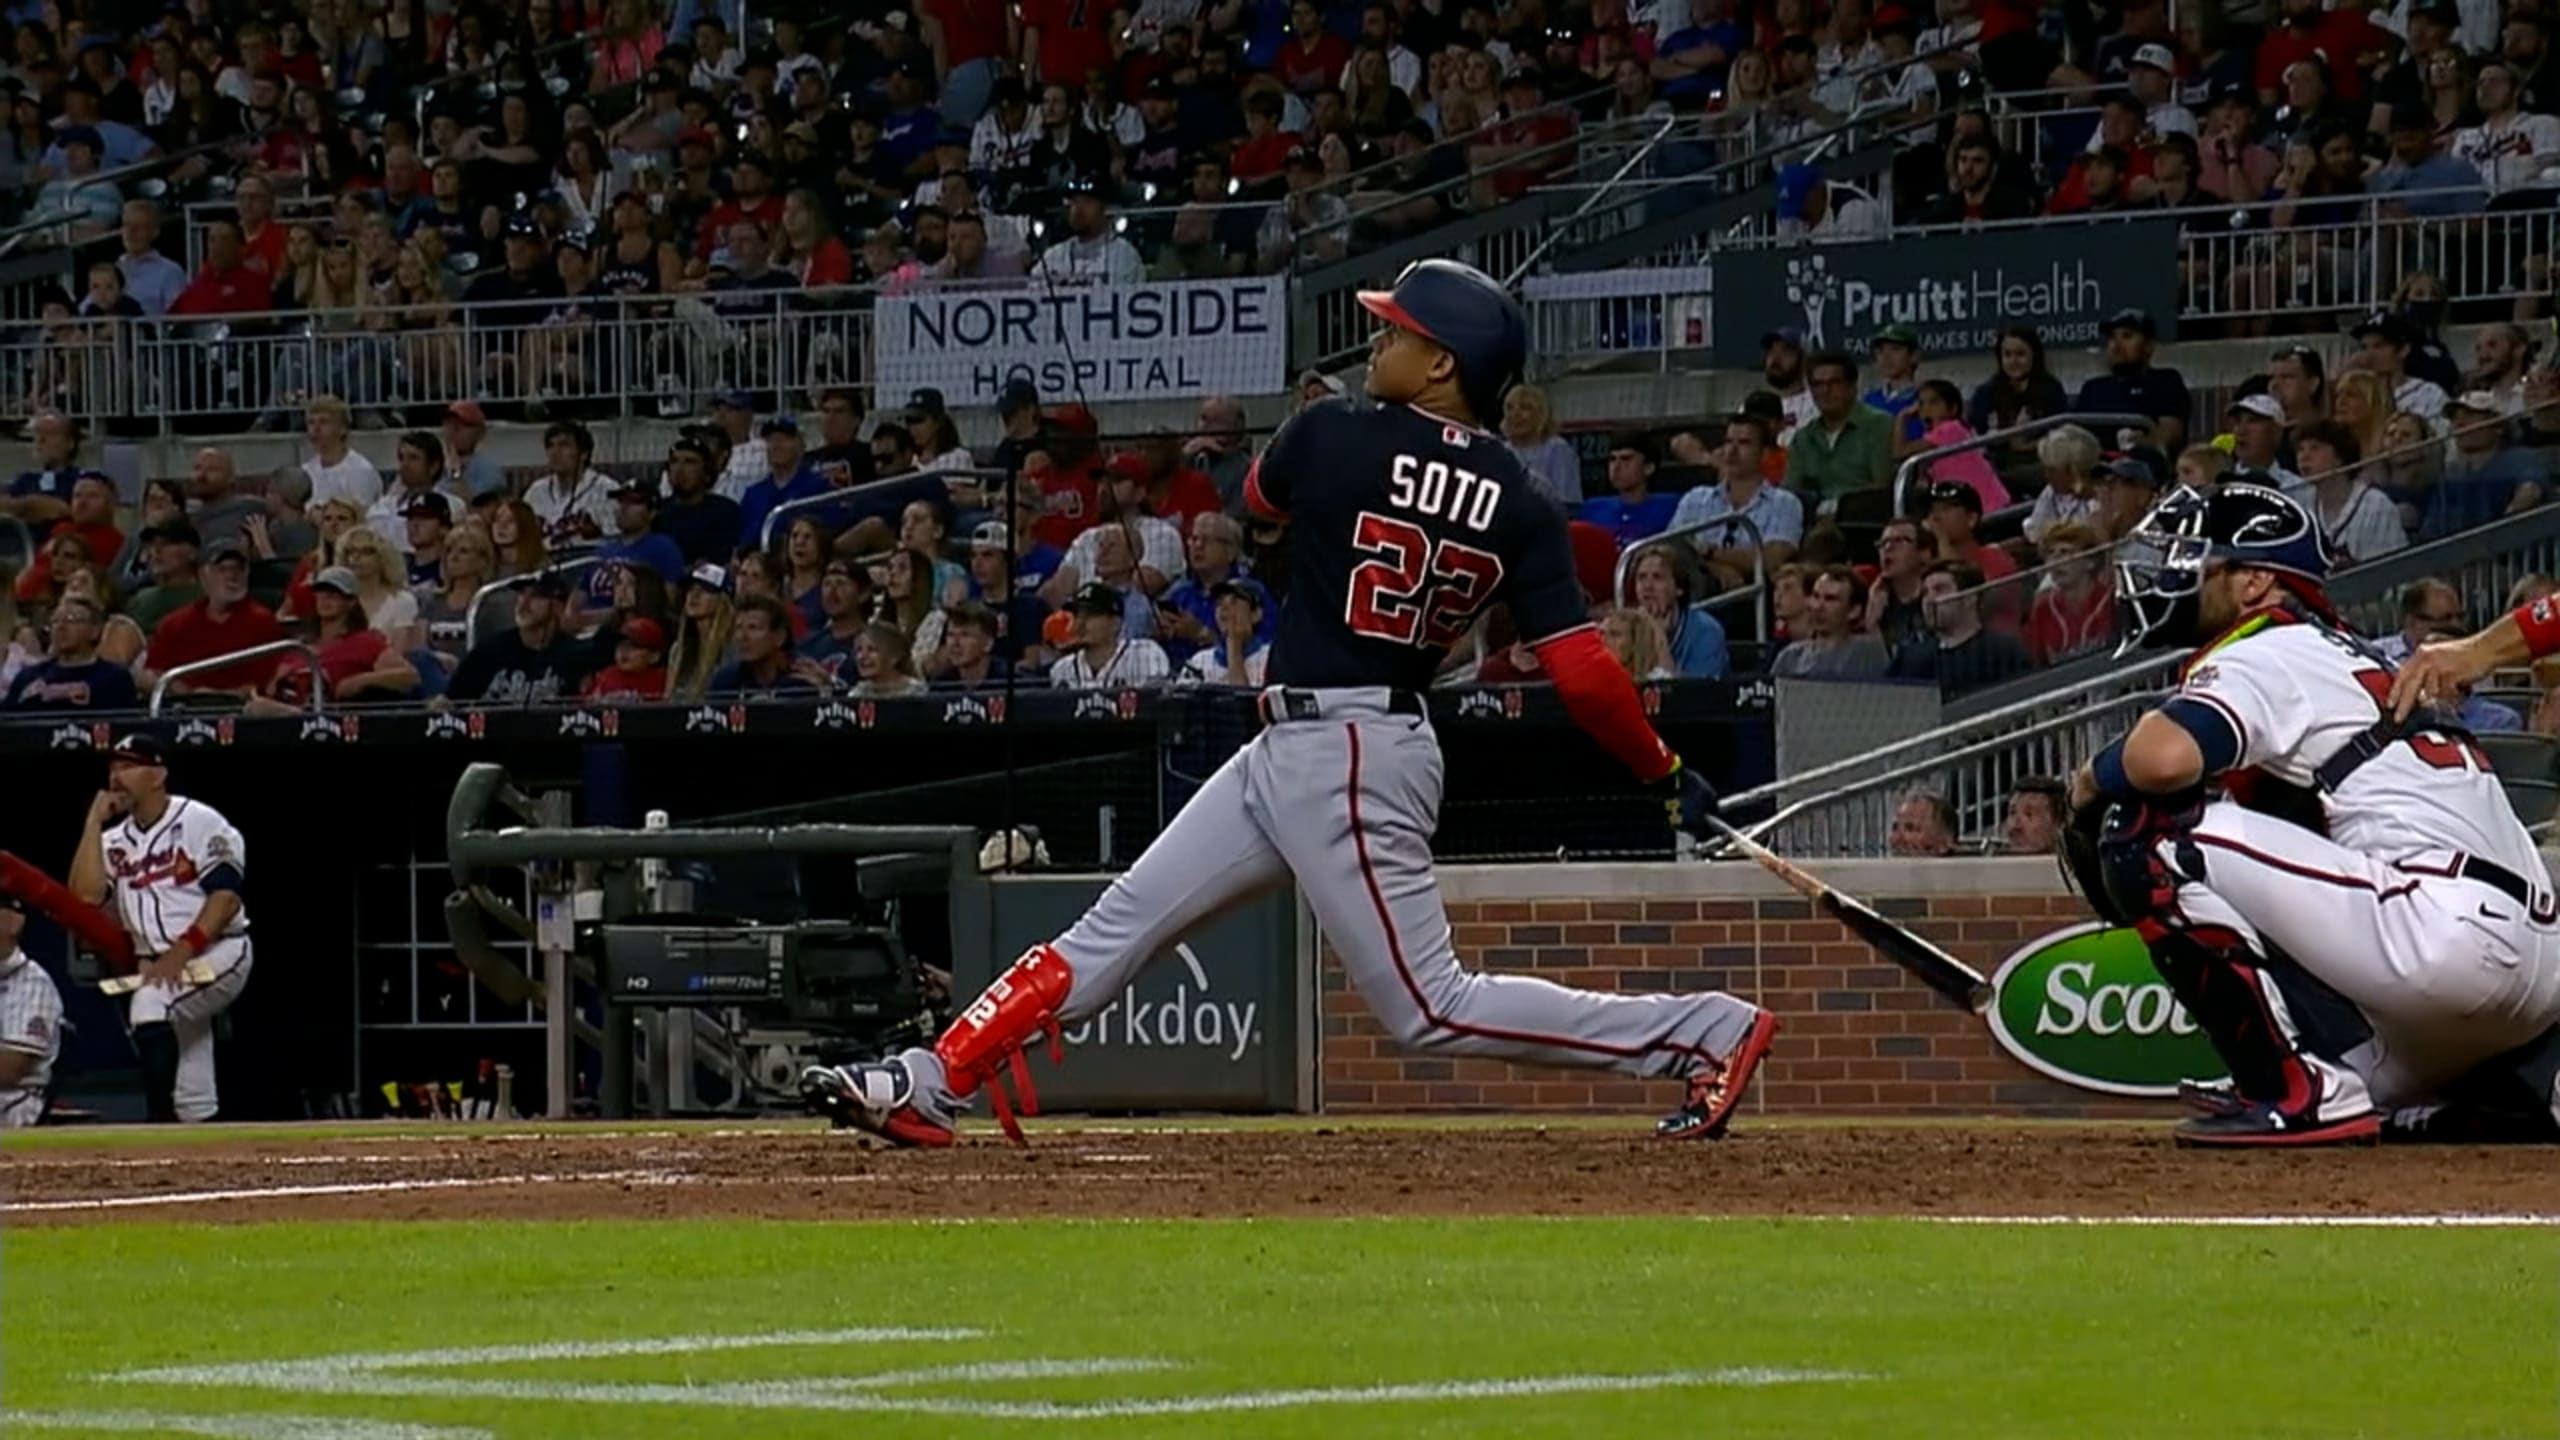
[1356,289,1441,347]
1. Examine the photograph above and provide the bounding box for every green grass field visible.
[5,1214,2551,1439]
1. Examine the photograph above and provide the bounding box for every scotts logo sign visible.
[1986,922,2228,1097]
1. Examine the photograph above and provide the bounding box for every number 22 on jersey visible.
[1346,512,1504,647]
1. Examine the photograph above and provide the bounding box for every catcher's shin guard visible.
[931,944,1074,1145]
[2148,930,2374,1141]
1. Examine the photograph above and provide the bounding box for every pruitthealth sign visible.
[876,277,1289,406]
[1709,220,2179,366]
[1986,921,2228,1098]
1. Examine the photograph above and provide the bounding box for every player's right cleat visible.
[798,1058,956,1148]
[1657,1009,1780,1140]
[2172,1105,2381,1147]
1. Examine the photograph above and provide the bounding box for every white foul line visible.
[1766,1213,2560,1228]
[2,1171,671,1213]
[4,1411,493,1440]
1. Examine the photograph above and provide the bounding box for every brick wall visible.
[1318,864,2171,1119]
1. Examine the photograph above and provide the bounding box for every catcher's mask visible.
[2113,483,2331,655]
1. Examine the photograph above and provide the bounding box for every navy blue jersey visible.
[1253,399,1589,690]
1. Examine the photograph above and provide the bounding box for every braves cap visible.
[109,733,169,767]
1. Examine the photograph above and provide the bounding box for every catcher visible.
[2067,484,2560,1146]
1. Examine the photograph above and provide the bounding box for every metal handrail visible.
[1615,514,1770,649]
[1306,78,1615,221]
[465,556,608,654]
[1502,111,1680,287]
[149,638,325,716]
[1889,182,2501,239]
[1724,648,2181,815]
[1891,412,2153,520]
[759,465,1008,552]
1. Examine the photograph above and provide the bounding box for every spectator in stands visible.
[1176,579,1273,687]
[1772,565,1889,679]
[1673,414,1803,591]
[335,526,420,647]
[1182,395,1256,518]
[2076,309,2191,454]
[796,559,876,681]
[139,542,282,702]
[17,473,122,602]
[1502,384,1583,515]
[1889,789,1959,857]
[738,417,827,554]
[1773,162,1884,243]
[1051,581,1171,688]
[367,433,454,552]
[1158,513,1261,661]
[1789,351,1894,506]
[2286,419,2405,563]
[1865,325,1924,443]
[1625,543,1729,679]
[2376,577,2468,665]
[170,221,270,317]
[2022,423,2102,545]
[596,483,688,585]
[2266,343,2328,438]
[2451,61,2560,200]
[2,412,79,530]
[845,622,928,698]
[1917,134,2037,224]
[1922,480,2016,586]
[1892,558,2030,695]
[1968,326,2069,488]
[708,594,819,697]
[1035,180,1145,283]
[2424,391,2545,538]
[1865,515,1937,651]
[2177,445,2233,495]
[252,567,420,711]
[485,500,550,583]
[1055,460,1184,599]
[655,436,745,568]
[116,201,186,316]
[2,596,136,712]
[929,603,1014,691]
[1909,380,2009,510]
[1575,431,1679,547]
[525,421,617,551]
[126,521,202,637]
[2331,369,2397,467]
[300,397,383,511]
[2469,324,2534,417]
[442,571,594,705]
[2352,312,2451,420]
[2024,521,2115,664]
[2374,102,2488,215]
[2226,394,2299,485]
[2093,453,2168,542]
[1259,146,1352,269]
[420,527,497,670]
[2002,777,2067,855]
[583,617,671,704]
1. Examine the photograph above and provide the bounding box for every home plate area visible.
[8,1121,2560,1223]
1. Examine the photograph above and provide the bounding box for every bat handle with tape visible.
[98,961,218,996]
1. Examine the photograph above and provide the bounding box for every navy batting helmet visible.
[1354,259,1527,425]
[2114,483,2332,655]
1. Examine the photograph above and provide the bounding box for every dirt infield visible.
[8,1121,2559,1226]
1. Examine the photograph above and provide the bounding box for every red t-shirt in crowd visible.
[1032,461,1101,551]
[1023,0,1113,86]
[1275,32,1351,92]
[147,598,285,691]
[586,664,669,701]
[239,220,288,279]
[170,262,271,316]
[1487,111,1575,201]
[1148,466,1224,539]
[1230,128,1303,184]
[11,519,123,600]
[927,0,1010,65]
[696,193,786,261]
[271,627,389,702]
[799,236,853,288]
[2027,579,2116,665]
[2254,10,2390,100]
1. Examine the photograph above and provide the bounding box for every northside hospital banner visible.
[875,277,1290,406]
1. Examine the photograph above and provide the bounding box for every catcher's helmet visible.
[2114,482,2331,655]
[1354,259,1527,424]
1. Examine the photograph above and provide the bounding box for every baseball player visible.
[2068,484,2560,1146]
[67,735,254,1123]
[0,891,65,1128]
[806,259,1775,1147]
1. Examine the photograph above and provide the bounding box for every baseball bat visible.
[1706,818,1994,1014]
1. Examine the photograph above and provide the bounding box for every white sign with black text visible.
[874,277,1289,405]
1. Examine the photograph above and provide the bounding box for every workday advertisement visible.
[1710,220,2179,366]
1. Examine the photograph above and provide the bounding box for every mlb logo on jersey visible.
[1443,425,1468,447]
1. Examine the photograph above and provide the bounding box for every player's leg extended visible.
[806,743,1291,1144]
[2105,798,2380,1145]
[162,944,252,1123]
[1253,716,1774,1138]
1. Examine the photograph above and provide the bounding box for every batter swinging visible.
[805,259,1777,1146]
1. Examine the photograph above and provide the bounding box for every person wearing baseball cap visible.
[441,566,597,705]
[143,537,284,700]
[0,878,63,1129]
[2077,307,2192,453]
[2223,392,2297,482]
[1177,577,1271,687]
[1050,580,1170,689]
[1865,323,1925,443]
[1754,327,1816,439]
[593,479,686,596]
[2351,310,2450,419]
[2424,390,2538,540]
[2124,43,2196,140]
[2093,452,2168,541]
[585,614,671,702]
[656,432,745,567]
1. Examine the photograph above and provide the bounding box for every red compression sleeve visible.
[2516,596,2560,660]
[1530,627,1678,783]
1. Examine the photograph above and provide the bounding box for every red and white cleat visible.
[1656,1009,1781,1141]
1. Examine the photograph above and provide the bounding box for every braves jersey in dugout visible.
[1249,399,1590,691]
[2176,615,2542,874]
[104,799,250,954]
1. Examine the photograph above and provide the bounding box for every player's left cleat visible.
[2171,1104,2381,1148]
[1657,1008,1781,1140]
[798,1059,956,1148]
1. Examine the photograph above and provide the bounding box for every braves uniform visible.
[105,796,253,1122]
[0,944,64,1127]
[2163,616,2560,1107]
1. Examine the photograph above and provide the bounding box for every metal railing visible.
[149,639,325,716]
[1615,514,1771,650]
[466,556,609,655]
[758,464,1009,551]
[1891,412,2152,519]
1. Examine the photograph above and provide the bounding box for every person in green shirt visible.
[122,521,204,638]
[1787,351,1896,505]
